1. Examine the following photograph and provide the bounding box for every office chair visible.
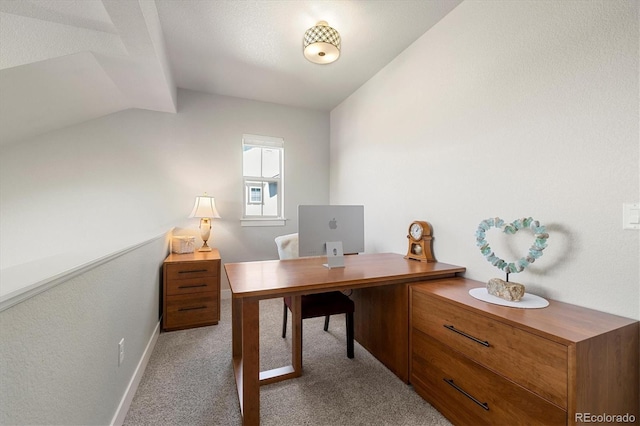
[275,233,354,359]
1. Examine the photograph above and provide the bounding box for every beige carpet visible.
[123,297,452,426]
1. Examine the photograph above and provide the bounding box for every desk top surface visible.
[224,252,465,299]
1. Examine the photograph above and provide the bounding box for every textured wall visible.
[0,88,330,423]
[330,0,639,319]
[0,236,167,425]
[0,89,330,289]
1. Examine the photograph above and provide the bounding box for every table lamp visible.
[189,194,221,252]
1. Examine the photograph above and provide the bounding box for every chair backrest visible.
[275,233,299,260]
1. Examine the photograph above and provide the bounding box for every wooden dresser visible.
[162,250,221,331]
[410,277,639,426]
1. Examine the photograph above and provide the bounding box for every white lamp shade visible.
[189,196,221,219]
[303,21,341,64]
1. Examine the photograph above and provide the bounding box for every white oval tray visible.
[469,287,549,309]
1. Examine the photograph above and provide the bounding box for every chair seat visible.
[284,291,354,319]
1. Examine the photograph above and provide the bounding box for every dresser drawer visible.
[164,293,218,330]
[411,329,566,426]
[412,290,567,408]
[166,276,218,296]
[165,260,219,281]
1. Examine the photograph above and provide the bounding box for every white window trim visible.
[241,134,286,226]
[241,218,287,227]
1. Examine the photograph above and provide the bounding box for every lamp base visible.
[198,218,213,252]
[198,241,213,252]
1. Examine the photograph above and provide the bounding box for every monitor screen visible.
[298,205,364,257]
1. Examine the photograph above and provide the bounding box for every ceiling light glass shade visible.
[303,21,341,64]
[189,195,221,219]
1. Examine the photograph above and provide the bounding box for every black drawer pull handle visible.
[178,306,207,312]
[178,284,207,289]
[444,324,490,347]
[444,379,489,411]
[178,269,208,274]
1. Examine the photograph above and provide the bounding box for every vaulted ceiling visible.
[0,0,462,146]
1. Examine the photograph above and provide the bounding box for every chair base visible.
[282,292,355,359]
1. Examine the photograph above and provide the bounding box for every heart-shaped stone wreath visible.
[475,217,549,274]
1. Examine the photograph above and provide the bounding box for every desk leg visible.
[259,296,303,384]
[232,297,260,426]
[291,295,302,373]
[232,297,242,359]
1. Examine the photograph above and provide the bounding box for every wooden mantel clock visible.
[405,220,435,262]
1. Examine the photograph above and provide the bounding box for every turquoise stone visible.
[477,216,548,275]
[533,225,546,234]
[534,239,547,249]
[506,263,519,273]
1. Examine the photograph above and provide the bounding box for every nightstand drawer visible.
[166,276,217,296]
[165,260,219,281]
[411,329,566,426]
[164,293,218,330]
[412,289,567,408]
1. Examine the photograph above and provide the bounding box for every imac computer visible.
[298,205,364,268]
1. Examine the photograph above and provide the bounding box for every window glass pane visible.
[243,146,262,177]
[242,135,284,220]
[245,203,262,216]
[262,148,280,178]
[262,182,278,216]
[245,182,262,216]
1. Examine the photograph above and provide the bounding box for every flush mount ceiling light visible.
[303,21,341,64]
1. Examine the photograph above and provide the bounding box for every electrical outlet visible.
[623,203,640,230]
[118,338,125,366]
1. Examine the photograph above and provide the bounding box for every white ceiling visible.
[0,0,462,146]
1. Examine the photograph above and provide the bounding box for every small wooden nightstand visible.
[162,250,221,331]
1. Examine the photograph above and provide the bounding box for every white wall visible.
[330,0,639,319]
[0,89,329,424]
[0,235,167,425]
[0,88,330,291]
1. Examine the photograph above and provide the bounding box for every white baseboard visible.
[111,320,161,426]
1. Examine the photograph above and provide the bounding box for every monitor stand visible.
[323,241,345,269]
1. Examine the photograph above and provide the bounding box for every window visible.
[248,186,262,204]
[242,134,284,225]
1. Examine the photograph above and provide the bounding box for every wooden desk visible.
[224,253,465,425]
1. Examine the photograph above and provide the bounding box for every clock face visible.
[410,223,423,240]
